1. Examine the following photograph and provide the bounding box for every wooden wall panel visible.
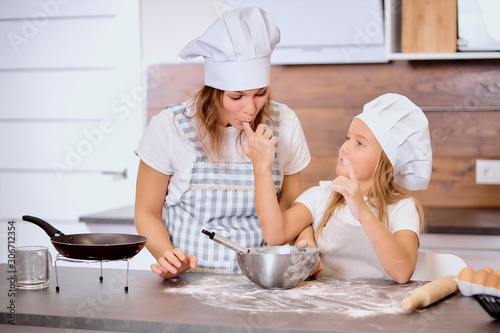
[426,111,500,158]
[269,60,500,108]
[147,64,204,115]
[293,107,352,156]
[424,158,492,207]
[295,108,500,159]
[147,61,500,208]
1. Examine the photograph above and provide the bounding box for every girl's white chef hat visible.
[179,6,280,91]
[355,93,432,191]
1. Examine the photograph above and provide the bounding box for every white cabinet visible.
[420,234,500,271]
[236,0,388,64]
[384,0,500,60]
[141,0,388,65]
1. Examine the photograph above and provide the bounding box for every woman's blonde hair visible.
[187,86,276,161]
[315,150,425,237]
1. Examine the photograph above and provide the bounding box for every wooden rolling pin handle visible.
[401,275,457,310]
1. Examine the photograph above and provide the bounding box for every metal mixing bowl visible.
[236,245,320,289]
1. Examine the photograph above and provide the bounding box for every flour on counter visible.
[162,275,424,317]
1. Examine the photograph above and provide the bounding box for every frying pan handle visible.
[22,215,65,238]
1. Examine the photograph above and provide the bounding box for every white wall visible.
[0,0,143,222]
[141,0,223,64]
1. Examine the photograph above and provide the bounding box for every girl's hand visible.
[242,122,277,172]
[296,239,323,277]
[151,248,198,279]
[330,159,370,221]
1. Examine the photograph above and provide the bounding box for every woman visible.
[135,7,311,278]
[244,93,432,283]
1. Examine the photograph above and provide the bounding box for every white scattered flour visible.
[162,275,424,317]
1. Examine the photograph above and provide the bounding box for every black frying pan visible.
[22,215,147,261]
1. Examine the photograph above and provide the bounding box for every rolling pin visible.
[401,275,457,310]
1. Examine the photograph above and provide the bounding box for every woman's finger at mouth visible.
[242,121,254,136]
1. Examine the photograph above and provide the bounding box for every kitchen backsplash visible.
[146,61,500,209]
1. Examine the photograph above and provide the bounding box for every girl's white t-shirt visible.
[295,181,421,279]
[296,181,421,235]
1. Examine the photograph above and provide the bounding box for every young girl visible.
[243,93,432,283]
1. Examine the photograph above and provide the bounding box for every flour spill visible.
[162,275,424,317]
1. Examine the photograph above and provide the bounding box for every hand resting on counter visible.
[151,248,198,279]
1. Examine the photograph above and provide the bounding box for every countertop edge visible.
[10,314,293,333]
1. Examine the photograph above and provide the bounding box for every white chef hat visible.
[355,93,432,191]
[179,6,280,91]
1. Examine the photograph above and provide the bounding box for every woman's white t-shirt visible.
[136,101,311,208]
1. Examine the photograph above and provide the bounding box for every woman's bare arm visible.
[135,160,197,278]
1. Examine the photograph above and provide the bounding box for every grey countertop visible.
[1,264,499,332]
[80,205,500,235]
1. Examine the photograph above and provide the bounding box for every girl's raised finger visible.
[344,159,359,181]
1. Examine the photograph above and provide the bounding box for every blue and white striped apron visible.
[165,103,282,273]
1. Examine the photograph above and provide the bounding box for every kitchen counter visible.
[1,264,499,332]
[80,205,500,235]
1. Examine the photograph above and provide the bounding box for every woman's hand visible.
[242,122,277,172]
[330,159,370,221]
[151,248,198,279]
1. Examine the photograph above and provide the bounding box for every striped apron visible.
[165,103,282,273]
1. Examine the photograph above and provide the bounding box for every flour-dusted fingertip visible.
[343,158,358,180]
[242,121,252,132]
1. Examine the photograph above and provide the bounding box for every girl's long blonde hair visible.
[315,150,425,237]
[187,86,276,161]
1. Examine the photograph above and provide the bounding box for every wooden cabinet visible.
[400,0,457,53]
[385,0,500,60]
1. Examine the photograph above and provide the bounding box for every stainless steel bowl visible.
[236,245,320,289]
